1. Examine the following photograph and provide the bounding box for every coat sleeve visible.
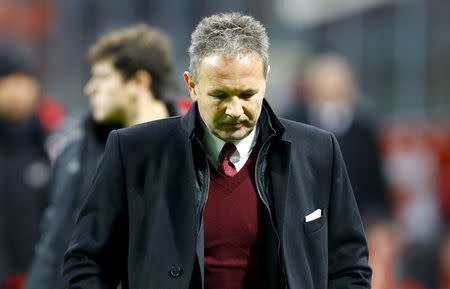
[327,133,372,289]
[63,130,128,289]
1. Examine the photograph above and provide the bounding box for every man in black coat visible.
[24,24,180,289]
[63,13,371,289]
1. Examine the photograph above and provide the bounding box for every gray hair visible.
[188,12,269,79]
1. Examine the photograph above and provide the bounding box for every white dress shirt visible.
[200,122,258,172]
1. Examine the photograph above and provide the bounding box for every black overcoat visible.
[63,100,371,289]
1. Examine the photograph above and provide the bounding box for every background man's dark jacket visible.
[0,115,50,289]
[63,100,371,289]
[23,116,121,289]
[24,102,179,289]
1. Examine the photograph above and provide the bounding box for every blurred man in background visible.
[0,52,51,289]
[285,53,390,224]
[24,23,180,289]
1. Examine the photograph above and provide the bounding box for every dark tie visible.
[218,143,237,177]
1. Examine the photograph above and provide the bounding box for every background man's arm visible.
[63,131,127,289]
[327,134,372,289]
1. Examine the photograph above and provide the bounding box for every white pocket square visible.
[305,209,322,222]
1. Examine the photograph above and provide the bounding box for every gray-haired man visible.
[63,12,371,289]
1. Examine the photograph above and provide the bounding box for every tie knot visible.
[218,143,237,177]
[220,143,236,162]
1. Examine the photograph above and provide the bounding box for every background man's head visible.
[0,53,39,122]
[84,24,173,124]
[304,53,357,112]
[184,12,270,142]
[301,53,358,133]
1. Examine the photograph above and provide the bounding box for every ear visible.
[183,71,198,101]
[132,70,152,93]
[266,65,271,78]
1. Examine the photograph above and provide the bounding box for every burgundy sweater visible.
[204,147,265,289]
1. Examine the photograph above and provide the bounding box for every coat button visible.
[169,265,183,278]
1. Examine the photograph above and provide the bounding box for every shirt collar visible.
[200,120,258,163]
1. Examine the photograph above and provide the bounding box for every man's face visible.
[184,53,267,142]
[84,59,130,124]
[306,58,356,110]
[0,73,39,121]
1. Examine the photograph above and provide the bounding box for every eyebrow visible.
[208,88,259,95]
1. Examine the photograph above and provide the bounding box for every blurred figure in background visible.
[285,53,390,223]
[0,52,51,289]
[24,24,180,289]
[285,53,395,289]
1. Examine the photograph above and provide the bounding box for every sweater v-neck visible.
[209,145,259,192]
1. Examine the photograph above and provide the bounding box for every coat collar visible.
[181,99,285,141]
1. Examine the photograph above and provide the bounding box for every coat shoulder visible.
[113,116,185,152]
[280,118,332,146]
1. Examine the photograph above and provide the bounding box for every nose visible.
[84,78,95,97]
[225,96,244,118]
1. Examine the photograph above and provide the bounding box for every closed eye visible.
[208,92,228,99]
[239,92,256,99]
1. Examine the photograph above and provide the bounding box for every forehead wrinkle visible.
[204,76,260,94]
[201,64,257,82]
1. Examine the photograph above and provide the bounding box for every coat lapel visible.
[268,138,291,236]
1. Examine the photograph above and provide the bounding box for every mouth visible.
[222,123,244,129]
